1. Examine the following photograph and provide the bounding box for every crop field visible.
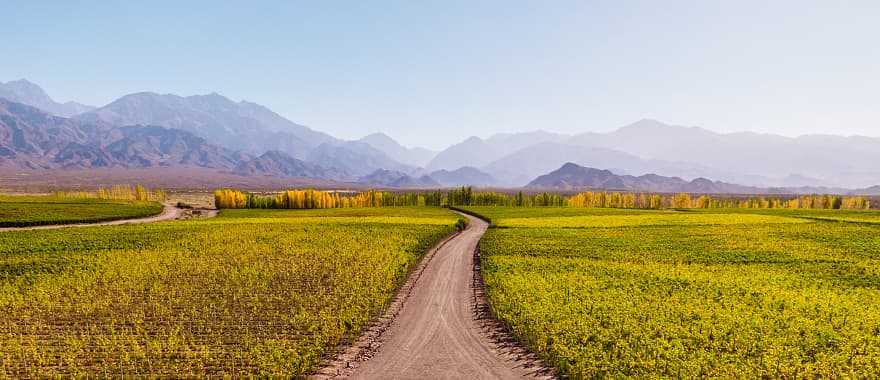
[0,206,459,377]
[686,208,880,225]
[0,195,163,227]
[463,206,880,378]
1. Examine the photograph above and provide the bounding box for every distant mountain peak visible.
[3,78,39,88]
[527,162,769,194]
[364,131,392,138]
[617,118,673,131]
[234,150,345,179]
[633,117,664,125]
[80,90,337,158]
[0,79,94,117]
[559,162,584,170]
[428,166,497,187]
[113,91,163,101]
[357,132,437,168]
[189,92,231,102]
[361,132,398,146]
[0,98,243,170]
[614,119,717,137]
[359,168,440,188]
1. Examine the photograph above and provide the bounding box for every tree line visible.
[568,192,871,210]
[215,189,435,209]
[214,187,872,210]
[54,185,167,202]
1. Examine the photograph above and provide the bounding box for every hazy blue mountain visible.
[0,79,95,117]
[425,131,567,171]
[0,98,243,170]
[0,98,107,169]
[425,136,498,171]
[428,166,496,187]
[429,119,880,188]
[306,141,416,176]
[77,92,337,159]
[358,169,440,188]
[527,162,771,193]
[51,142,115,169]
[76,91,424,176]
[481,142,715,187]
[102,125,246,169]
[235,150,346,179]
[526,162,880,195]
[484,130,569,150]
[858,185,880,196]
[7,79,880,190]
[569,119,880,188]
[0,96,411,181]
[358,132,436,167]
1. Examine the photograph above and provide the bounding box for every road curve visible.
[328,213,552,379]
[0,202,190,232]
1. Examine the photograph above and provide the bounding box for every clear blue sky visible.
[4,1,879,149]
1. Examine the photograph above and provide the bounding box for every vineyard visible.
[0,207,460,377]
[465,206,880,378]
[4,185,879,377]
[0,195,163,227]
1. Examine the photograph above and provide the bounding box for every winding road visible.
[0,203,211,232]
[316,213,552,379]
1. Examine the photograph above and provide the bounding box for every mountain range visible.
[0,98,247,170]
[358,133,436,168]
[428,119,880,188]
[2,78,880,193]
[427,167,497,187]
[358,169,440,188]
[76,91,336,158]
[528,163,880,195]
[0,96,467,189]
[528,163,770,194]
[234,150,344,179]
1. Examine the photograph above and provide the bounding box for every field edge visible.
[469,212,558,379]
[0,201,166,229]
[309,220,464,379]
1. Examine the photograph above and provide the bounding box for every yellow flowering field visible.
[464,206,880,378]
[0,207,459,377]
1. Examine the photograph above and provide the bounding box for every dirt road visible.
[0,203,201,232]
[316,213,552,379]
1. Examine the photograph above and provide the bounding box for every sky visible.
[3,1,880,150]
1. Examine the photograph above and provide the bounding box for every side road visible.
[0,203,215,232]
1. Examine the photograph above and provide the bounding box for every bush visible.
[455,218,469,231]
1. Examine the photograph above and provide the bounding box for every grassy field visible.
[462,206,880,378]
[0,207,459,377]
[0,195,163,227]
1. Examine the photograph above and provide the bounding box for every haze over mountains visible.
[528,163,770,194]
[428,120,880,189]
[358,133,436,168]
[528,162,880,196]
[0,98,250,170]
[2,78,880,192]
[0,79,95,117]
[76,91,336,158]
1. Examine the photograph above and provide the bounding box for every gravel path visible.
[315,213,553,380]
[0,203,207,232]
